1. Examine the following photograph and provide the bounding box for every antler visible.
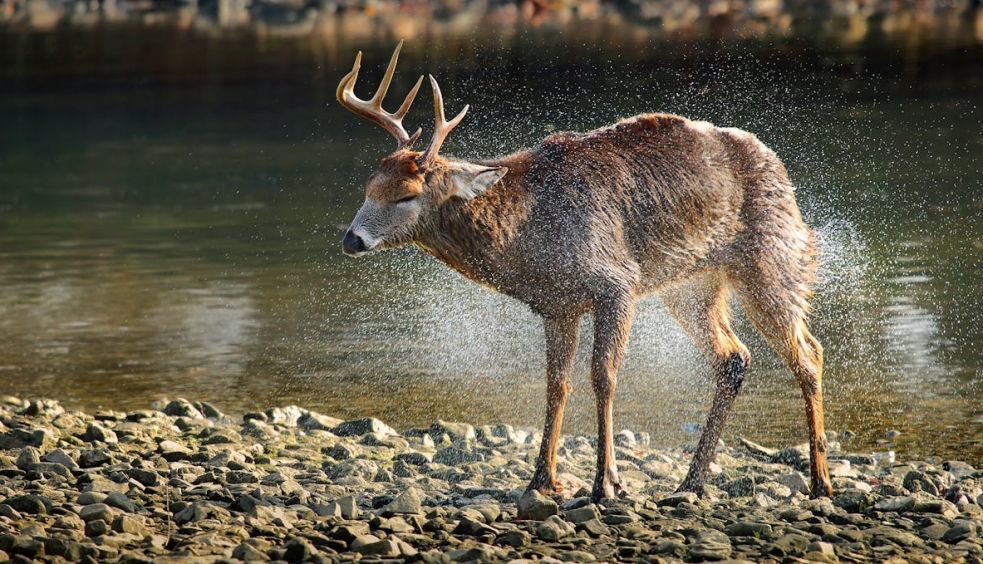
[336,40,424,148]
[417,75,469,171]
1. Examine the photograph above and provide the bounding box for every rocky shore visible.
[2,396,983,563]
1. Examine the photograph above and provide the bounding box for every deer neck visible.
[415,161,532,287]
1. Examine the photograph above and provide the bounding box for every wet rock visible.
[516,490,558,520]
[283,537,319,562]
[724,521,773,537]
[537,515,575,542]
[657,491,698,506]
[334,417,397,438]
[495,529,531,548]
[943,520,974,544]
[4,494,50,515]
[162,398,205,419]
[903,470,940,496]
[83,422,118,444]
[613,429,636,447]
[15,446,42,470]
[687,528,733,560]
[875,495,915,512]
[563,503,601,523]
[434,446,484,465]
[232,542,270,561]
[776,471,811,494]
[297,410,343,432]
[430,420,476,443]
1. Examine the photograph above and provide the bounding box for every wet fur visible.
[360,112,832,501]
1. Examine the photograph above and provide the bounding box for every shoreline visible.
[1,395,982,562]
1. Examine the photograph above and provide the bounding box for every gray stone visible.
[494,529,531,548]
[687,528,733,561]
[79,503,115,523]
[578,517,611,538]
[126,467,160,487]
[433,446,484,465]
[15,446,41,470]
[537,514,575,542]
[775,471,810,495]
[378,487,423,516]
[85,518,109,537]
[334,417,397,438]
[771,444,810,471]
[104,491,139,513]
[516,490,558,520]
[613,429,636,447]
[874,495,915,512]
[557,550,597,562]
[563,504,601,524]
[903,470,940,496]
[430,420,476,443]
[162,399,205,419]
[333,522,371,544]
[657,491,698,507]
[83,423,118,444]
[77,491,108,505]
[452,515,497,537]
[283,537,318,562]
[111,514,152,536]
[724,521,773,537]
[5,494,50,515]
[832,488,874,513]
[232,542,271,561]
[395,451,432,465]
[297,410,343,431]
[41,448,79,470]
[943,520,974,544]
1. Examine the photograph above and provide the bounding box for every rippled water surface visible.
[2,22,982,464]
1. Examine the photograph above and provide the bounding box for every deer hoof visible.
[810,480,833,499]
[527,473,563,495]
[674,480,706,498]
[590,479,623,502]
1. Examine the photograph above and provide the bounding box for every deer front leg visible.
[527,314,580,495]
[590,294,636,502]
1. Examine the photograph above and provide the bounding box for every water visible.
[1,21,982,465]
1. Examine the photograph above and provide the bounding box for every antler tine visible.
[336,41,424,148]
[418,74,469,170]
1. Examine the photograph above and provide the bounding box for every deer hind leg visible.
[732,277,833,498]
[662,274,751,497]
[589,290,637,502]
[527,314,580,496]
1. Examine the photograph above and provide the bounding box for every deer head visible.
[337,41,508,256]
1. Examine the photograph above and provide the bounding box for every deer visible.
[336,41,833,503]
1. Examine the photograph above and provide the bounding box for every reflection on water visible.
[1,23,982,464]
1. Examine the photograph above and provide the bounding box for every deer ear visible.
[450,164,508,200]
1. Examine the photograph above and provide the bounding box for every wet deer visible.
[336,42,832,501]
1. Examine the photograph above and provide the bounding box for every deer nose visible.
[342,230,367,255]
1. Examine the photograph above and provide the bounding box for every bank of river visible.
[1,396,982,562]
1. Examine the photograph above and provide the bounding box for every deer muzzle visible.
[342,230,369,256]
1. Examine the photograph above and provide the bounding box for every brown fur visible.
[347,110,832,501]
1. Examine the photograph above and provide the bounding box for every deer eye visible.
[395,195,418,204]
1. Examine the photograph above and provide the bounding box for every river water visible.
[1,20,982,464]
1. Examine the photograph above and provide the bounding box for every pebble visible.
[0,396,981,563]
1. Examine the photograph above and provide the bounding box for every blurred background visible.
[1,0,982,464]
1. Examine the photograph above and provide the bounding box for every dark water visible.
[2,20,982,465]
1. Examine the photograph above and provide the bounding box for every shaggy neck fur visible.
[414,154,534,288]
